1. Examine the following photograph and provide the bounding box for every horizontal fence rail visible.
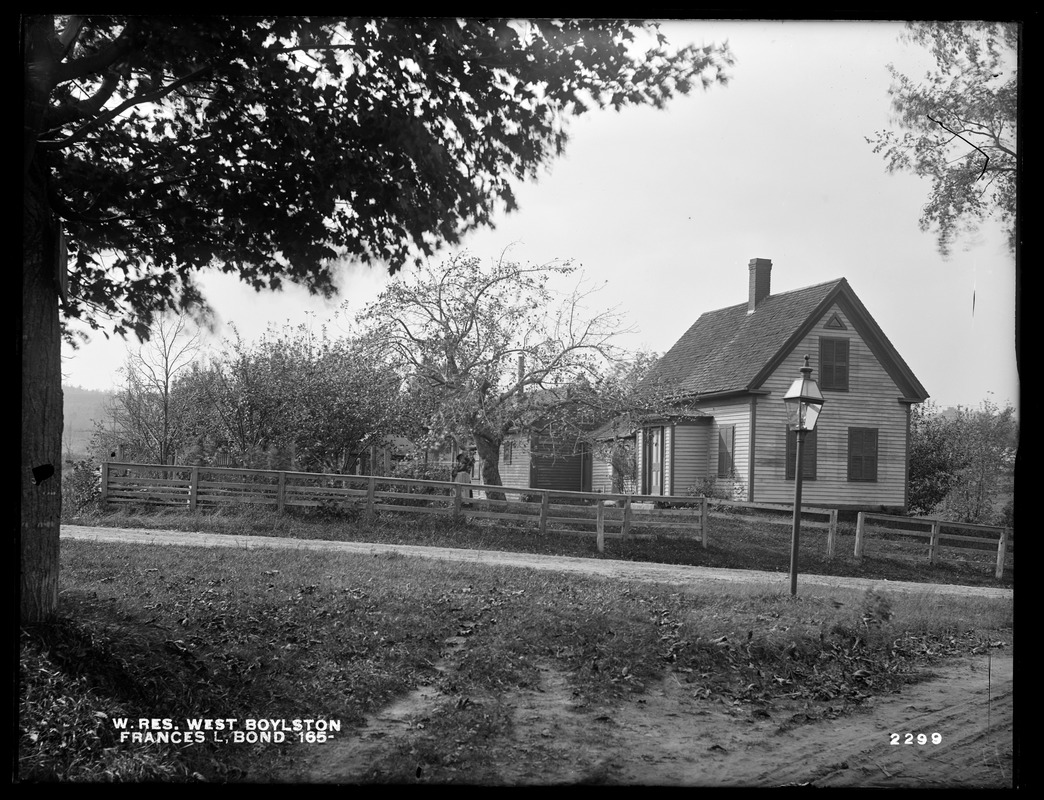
[854,511,1014,579]
[98,463,710,550]
[97,463,1013,579]
[706,499,840,558]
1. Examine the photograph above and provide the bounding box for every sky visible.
[59,19,1020,413]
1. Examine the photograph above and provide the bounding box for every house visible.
[498,421,593,493]
[632,257,928,512]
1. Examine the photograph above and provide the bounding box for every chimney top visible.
[748,258,772,314]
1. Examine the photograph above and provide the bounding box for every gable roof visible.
[642,278,929,402]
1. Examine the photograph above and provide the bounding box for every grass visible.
[17,505,1014,783]
[66,501,1014,589]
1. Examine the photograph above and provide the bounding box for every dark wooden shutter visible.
[848,428,878,481]
[785,428,817,480]
[717,425,735,478]
[820,338,849,391]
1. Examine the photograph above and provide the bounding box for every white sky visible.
[60,20,1020,413]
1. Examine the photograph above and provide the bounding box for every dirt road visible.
[62,526,1017,786]
[61,525,1012,599]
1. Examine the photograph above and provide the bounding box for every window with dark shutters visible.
[717,425,735,478]
[848,428,878,481]
[819,337,850,391]
[785,427,818,480]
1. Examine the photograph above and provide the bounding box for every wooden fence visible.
[101,463,1013,577]
[99,462,722,551]
[854,511,1013,579]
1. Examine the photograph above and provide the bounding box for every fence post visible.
[539,491,549,535]
[99,461,110,507]
[189,467,199,511]
[928,520,940,564]
[622,495,632,538]
[854,512,865,559]
[995,528,1009,580]
[366,475,376,521]
[826,509,837,559]
[596,501,605,553]
[453,482,463,521]
[700,496,709,549]
[276,471,286,513]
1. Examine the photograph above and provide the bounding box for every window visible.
[785,427,817,480]
[848,428,878,481]
[503,441,513,465]
[717,425,735,478]
[819,337,850,391]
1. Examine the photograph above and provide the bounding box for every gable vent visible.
[824,312,847,330]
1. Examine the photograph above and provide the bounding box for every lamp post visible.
[783,355,824,597]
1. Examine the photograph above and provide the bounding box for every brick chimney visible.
[748,258,772,313]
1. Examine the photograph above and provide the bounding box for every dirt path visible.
[299,647,1013,787]
[61,526,1013,599]
[63,526,1016,786]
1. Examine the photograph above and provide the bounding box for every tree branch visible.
[40,63,214,151]
[928,112,990,182]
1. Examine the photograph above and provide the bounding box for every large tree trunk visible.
[22,156,63,624]
[472,429,506,501]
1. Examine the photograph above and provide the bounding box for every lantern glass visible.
[783,374,824,431]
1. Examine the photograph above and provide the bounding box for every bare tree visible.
[359,252,629,494]
[102,314,203,464]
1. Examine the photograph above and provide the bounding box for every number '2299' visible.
[891,733,942,745]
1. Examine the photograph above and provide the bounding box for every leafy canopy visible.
[27,16,732,340]
[866,21,1017,257]
[908,398,1017,524]
[173,322,404,472]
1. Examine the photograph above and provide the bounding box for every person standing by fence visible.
[454,451,474,501]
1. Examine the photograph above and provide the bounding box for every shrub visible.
[685,478,733,501]
[61,459,102,516]
[390,459,453,483]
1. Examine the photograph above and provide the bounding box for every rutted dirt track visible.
[300,636,1013,787]
[63,527,1016,786]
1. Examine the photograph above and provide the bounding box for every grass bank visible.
[66,503,1013,589]
[18,526,1013,782]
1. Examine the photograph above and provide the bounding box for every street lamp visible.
[783,355,825,597]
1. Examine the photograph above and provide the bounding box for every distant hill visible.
[62,385,113,461]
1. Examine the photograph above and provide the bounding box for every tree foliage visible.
[175,323,404,472]
[28,16,733,338]
[22,14,732,622]
[866,21,1018,257]
[907,401,968,516]
[908,398,1018,524]
[358,252,632,488]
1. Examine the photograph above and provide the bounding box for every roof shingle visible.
[643,279,845,396]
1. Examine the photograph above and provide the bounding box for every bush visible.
[999,499,1014,530]
[390,459,453,483]
[61,459,102,516]
[685,478,733,501]
[288,498,363,523]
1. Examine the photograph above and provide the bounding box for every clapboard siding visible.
[498,435,531,488]
[753,306,911,508]
[697,402,752,500]
[670,420,712,494]
[591,452,614,493]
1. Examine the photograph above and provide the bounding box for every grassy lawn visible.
[66,502,1014,589]
[17,507,1013,782]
